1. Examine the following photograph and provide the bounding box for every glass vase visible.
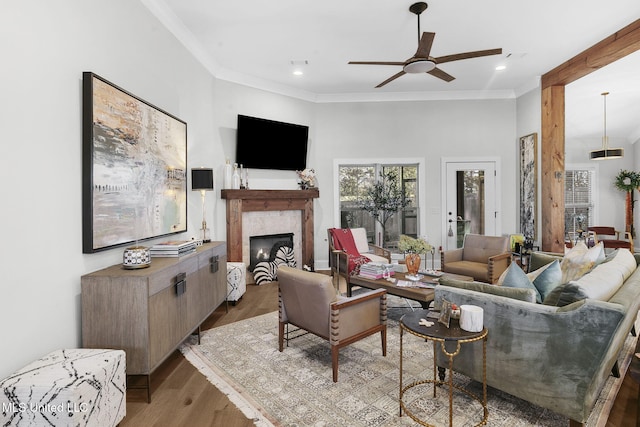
[405,253,421,276]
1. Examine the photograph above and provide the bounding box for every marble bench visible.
[0,349,126,427]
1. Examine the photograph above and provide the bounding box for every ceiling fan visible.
[349,2,502,88]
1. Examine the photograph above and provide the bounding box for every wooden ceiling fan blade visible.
[349,61,406,66]
[434,48,502,64]
[415,32,435,58]
[428,67,455,82]
[375,70,406,88]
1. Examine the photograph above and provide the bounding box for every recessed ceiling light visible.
[495,65,506,71]
[291,60,308,77]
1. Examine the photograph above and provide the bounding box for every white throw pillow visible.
[350,228,371,254]
[559,242,604,284]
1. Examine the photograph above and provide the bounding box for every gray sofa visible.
[434,249,640,426]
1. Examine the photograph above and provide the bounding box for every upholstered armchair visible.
[277,266,387,382]
[440,234,511,283]
[327,228,391,284]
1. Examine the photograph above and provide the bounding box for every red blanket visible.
[329,228,370,275]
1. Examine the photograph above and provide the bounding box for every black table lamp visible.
[192,168,214,242]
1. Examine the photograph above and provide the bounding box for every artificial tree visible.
[360,170,410,247]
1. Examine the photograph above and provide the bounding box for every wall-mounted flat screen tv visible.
[236,114,309,171]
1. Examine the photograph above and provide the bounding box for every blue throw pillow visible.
[501,263,542,303]
[531,260,562,302]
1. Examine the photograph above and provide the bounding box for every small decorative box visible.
[123,246,151,269]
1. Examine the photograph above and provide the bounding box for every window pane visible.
[564,169,593,239]
[339,165,375,241]
[338,163,420,250]
[383,165,419,248]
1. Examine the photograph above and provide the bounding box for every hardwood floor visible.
[122,280,637,426]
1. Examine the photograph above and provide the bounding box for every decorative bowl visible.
[123,246,151,269]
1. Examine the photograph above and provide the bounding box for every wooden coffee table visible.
[347,272,473,309]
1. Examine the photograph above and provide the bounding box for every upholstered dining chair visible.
[587,226,634,251]
[277,265,387,382]
[440,233,511,283]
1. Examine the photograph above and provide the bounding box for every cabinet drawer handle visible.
[210,255,219,273]
[175,272,186,296]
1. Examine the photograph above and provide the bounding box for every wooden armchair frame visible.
[327,228,391,288]
[277,266,387,382]
[587,226,634,251]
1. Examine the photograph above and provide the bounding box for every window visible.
[565,166,597,239]
[338,163,419,250]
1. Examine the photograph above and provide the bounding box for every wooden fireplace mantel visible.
[221,189,320,267]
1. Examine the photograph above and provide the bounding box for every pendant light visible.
[590,91,624,160]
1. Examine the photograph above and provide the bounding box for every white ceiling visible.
[142,0,640,141]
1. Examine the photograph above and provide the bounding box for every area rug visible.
[181,308,636,427]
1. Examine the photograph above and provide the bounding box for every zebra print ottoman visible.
[253,242,296,285]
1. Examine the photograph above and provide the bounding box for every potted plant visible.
[360,170,410,247]
[614,169,640,238]
[397,234,432,276]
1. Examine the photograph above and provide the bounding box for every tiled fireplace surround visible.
[221,189,320,281]
[245,214,301,269]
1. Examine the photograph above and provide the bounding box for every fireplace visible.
[249,233,294,272]
[221,189,320,270]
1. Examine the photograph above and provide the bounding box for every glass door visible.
[444,160,498,250]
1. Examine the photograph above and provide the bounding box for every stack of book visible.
[358,262,396,279]
[150,240,197,257]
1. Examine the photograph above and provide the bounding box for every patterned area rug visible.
[181,306,636,427]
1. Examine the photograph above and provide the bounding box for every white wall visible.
[0,0,221,379]
[0,1,521,379]
[313,99,518,266]
[208,80,316,240]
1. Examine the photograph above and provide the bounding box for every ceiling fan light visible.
[403,59,436,74]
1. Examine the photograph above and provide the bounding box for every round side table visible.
[399,309,488,427]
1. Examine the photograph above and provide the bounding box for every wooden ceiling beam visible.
[542,19,640,89]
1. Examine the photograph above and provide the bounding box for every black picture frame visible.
[82,72,188,253]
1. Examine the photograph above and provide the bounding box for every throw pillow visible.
[530,259,562,302]
[500,262,542,303]
[559,242,603,284]
[526,259,554,282]
[542,283,565,306]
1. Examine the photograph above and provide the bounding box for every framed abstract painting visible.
[82,72,187,253]
[519,133,537,241]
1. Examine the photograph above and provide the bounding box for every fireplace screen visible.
[249,233,294,272]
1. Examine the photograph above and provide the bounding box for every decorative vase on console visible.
[397,234,432,277]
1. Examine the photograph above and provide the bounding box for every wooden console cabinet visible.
[81,241,227,400]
